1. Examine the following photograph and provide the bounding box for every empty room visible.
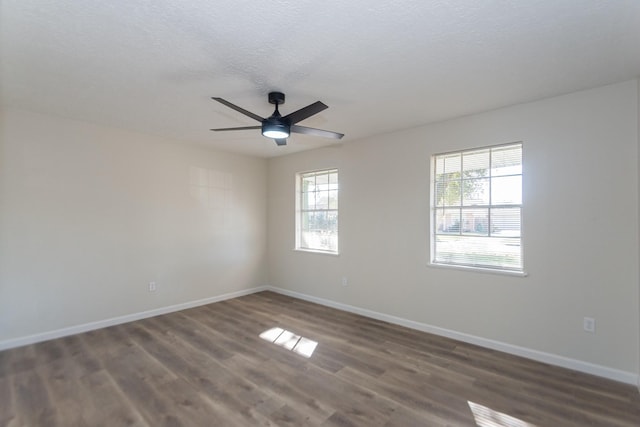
[1,1,640,426]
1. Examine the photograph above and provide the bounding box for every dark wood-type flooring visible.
[1,291,639,426]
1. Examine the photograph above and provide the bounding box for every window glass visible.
[296,169,339,253]
[432,143,523,272]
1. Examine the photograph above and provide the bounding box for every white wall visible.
[0,109,267,343]
[268,80,640,378]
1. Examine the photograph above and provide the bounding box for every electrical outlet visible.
[149,282,157,292]
[583,317,595,333]
[341,277,348,287]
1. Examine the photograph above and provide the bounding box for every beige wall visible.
[1,80,638,380]
[0,109,268,342]
[268,80,640,375]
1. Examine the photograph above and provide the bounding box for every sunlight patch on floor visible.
[468,401,537,427]
[259,327,318,358]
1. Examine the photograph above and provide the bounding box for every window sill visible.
[428,262,528,277]
[294,248,340,257]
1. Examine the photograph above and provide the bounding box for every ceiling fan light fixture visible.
[262,120,290,139]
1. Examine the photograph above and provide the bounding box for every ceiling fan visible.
[211,92,344,146]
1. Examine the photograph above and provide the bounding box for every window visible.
[296,169,339,254]
[432,143,523,272]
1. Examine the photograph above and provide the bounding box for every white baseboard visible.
[0,286,268,351]
[2,284,637,386]
[267,286,639,386]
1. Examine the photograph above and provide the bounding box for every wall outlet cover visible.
[583,317,595,333]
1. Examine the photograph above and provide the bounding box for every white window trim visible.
[429,142,525,275]
[427,260,528,277]
[295,168,339,255]
[294,248,341,256]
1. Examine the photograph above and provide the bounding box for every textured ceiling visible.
[2,1,640,157]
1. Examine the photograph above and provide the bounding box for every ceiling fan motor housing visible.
[262,116,290,139]
[262,92,290,139]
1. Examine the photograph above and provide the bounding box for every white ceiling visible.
[2,1,640,158]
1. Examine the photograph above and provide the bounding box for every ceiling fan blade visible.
[210,126,261,131]
[291,125,344,140]
[283,101,328,124]
[275,139,287,146]
[212,97,264,122]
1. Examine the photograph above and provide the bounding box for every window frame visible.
[429,142,525,275]
[295,168,339,255]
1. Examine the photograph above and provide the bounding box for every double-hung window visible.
[296,169,339,254]
[432,143,523,272]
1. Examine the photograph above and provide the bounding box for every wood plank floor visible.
[1,291,639,426]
